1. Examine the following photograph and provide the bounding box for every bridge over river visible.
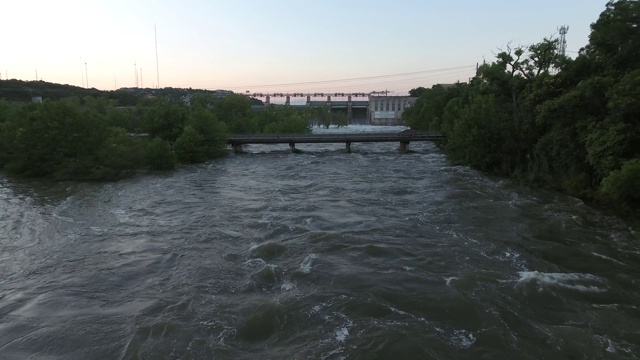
[227,131,445,153]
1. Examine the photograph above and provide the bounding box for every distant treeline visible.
[0,79,263,106]
[404,0,639,216]
[0,92,313,180]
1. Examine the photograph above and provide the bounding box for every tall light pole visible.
[155,23,160,88]
[80,57,85,87]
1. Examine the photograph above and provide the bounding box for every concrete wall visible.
[368,96,416,125]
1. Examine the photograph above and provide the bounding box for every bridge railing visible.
[227,132,445,144]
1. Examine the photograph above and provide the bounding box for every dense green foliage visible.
[213,94,311,134]
[0,83,318,180]
[309,107,348,129]
[404,0,639,216]
[0,98,228,179]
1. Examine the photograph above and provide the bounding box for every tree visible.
[213,94,253,133]
[143,100,189,142]
[174,125,206,163]
[145,137,176,170]
[187,107,228,158]
[260,106,311,133]
[444,94,516,175]
[4,99,109,178]
[408,87,427,97]
[190,92,215,109]
[601,159,640,212]
[587,0,640,73]
[586,69,640,181]
[403,84,465,131]
[91,127,146,180]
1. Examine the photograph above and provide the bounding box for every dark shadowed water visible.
[1,126,639,359]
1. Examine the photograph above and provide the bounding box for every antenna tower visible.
[558,25,569,56]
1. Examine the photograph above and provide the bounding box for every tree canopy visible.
[0,83,314,180]
[404,0,640,216]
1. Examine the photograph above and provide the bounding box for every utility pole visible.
[85,62,89,88]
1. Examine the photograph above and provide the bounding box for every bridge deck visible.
[227,132,445,145]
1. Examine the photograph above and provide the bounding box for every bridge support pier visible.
[289,142,296,153]
[232,143,243,153]
[400,141,410,153]
[347,95,352,125]
[346,141,351,153]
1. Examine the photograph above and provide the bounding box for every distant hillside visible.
[0,80,262,106]
[0,79,104,102]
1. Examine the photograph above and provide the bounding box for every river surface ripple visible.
[0,126,639,359]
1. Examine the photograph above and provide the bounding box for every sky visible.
[1,0,608,95]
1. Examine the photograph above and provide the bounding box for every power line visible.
[210,65,476,90]
[291,69,475,93]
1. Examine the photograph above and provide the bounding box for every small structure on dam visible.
[368,95,417,125]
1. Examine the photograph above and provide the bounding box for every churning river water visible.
[1,126,639,359]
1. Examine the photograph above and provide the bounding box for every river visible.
[0,125,638,359]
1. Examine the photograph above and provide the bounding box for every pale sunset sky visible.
[2,1,607,94]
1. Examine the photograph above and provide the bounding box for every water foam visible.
[335,327,349,342]
[243,258,266,268]
[280,280,296,292]
[444,277,459,287]
[591,252,625,265]
[299,254,318,274]
[111,208,130,223]
[516,271,607,293]
[498,249,527,270]
[449,329,476,349]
